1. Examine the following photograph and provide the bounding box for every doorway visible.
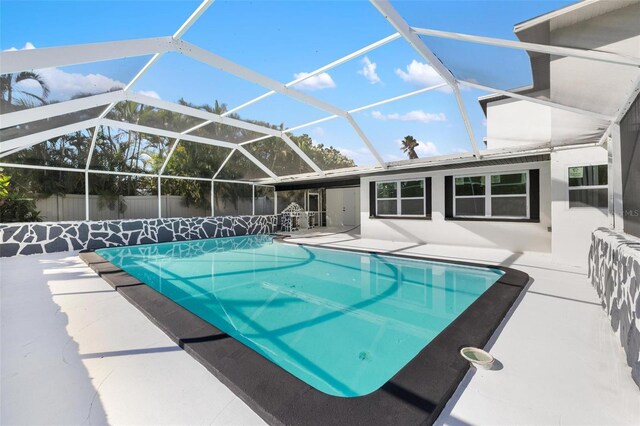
[326,187,360,227]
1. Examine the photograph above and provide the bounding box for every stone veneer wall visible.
[0,215,277,257]
[588,227,640,388]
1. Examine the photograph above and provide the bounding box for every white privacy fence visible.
[33,193,275,222]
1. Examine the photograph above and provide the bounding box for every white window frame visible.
[375,179,427,217]
[567,163,608,210]
[453,170,530,219]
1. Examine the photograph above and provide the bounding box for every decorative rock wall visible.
[588,227,640,389]
[0,215,277,257]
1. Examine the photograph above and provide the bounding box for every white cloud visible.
[395,60,446,87]
[336,146,374,166]
[358,56,381,85]
[415,141,440,156]
[383,152,405,162]
[394,138,440,157]
[371,109,446,123]
[312,126,325,137]
[4,42,35,51]
[6,42,126,102]
[292,72,336,91]
[138,90,161,100]
[32,68,125,101]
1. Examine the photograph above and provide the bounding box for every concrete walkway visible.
[1,252,264,425]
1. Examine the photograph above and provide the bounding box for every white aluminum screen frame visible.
[1,0,638,221]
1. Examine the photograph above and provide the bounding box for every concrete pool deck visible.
[2,230,640,425]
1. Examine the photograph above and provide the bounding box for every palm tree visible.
[0,71,50,112]
[401,135,419,160]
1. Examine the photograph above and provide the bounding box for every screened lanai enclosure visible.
[1,0,639,223]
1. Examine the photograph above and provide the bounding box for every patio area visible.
[2,233,639,425]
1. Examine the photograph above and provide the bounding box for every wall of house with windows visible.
[360,160,552,253]
[551,146,609,266]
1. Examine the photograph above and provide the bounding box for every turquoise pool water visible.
[96,235,503,397]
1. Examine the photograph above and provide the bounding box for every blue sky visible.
[2,0,573,166]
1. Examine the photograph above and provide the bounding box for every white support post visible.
[345,114,387,168]
[369,0,480,157]
[0,119,100,155]
[238,135,273,146]
[159,139,181,175]
[99,118,281,180]
[158,175,162,218]
[126,93,282,137]
[85,126,100,170]
[85,170,90,221]
[607,131,615,228]
[222,32,401,117]
[283,82,448,134]
[459,80,614,122]
[274,189,278,216]
[412,27,640,68]
[284,115,340,133]
[211,178,216,217]
[177,40,385,166]
[0,37,174,74]
[349,83,448,114]
[212,149,236,179]
[279,133,324,176]
[610,123,624,231]
[252,184,255,216]
[172,0,215,39]
[0,91,125,129]
[94,0,215,139]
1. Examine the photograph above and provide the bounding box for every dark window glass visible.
[401,199,424,215]
[568,165,608,187]
[400,180,423,198]
[491,173,526,195]
[491,197,527,217]
[455,176,485,196]
[455,197,485,216]
[377,200,397,215]
[377,182,397,198]
[569,188,608,208]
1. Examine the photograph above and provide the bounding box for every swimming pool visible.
[96,235,504,397]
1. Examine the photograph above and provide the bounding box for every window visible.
[453,172,529,219]
[568,165,607,209]
[374,179,428,217]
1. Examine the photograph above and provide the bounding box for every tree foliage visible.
[0,71,50,112]
[401,135,419,160]
[2,87,356,214]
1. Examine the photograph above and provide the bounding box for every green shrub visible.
[0,192,43,223]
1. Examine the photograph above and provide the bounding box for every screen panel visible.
[243,136,314,177]
[89,125,170,174]
[1,56,152,113]
[163,140,232,179]
[0,166,85,222]
[216,150,270,181]
[214,181,253,216]
[287,118,375,169]
[161,177,211,218]
[88,173,157,221]
[1,128,93,169]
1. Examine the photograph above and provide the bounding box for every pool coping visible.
[79,236,529,426]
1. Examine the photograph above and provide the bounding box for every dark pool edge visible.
[79,239,529,426]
